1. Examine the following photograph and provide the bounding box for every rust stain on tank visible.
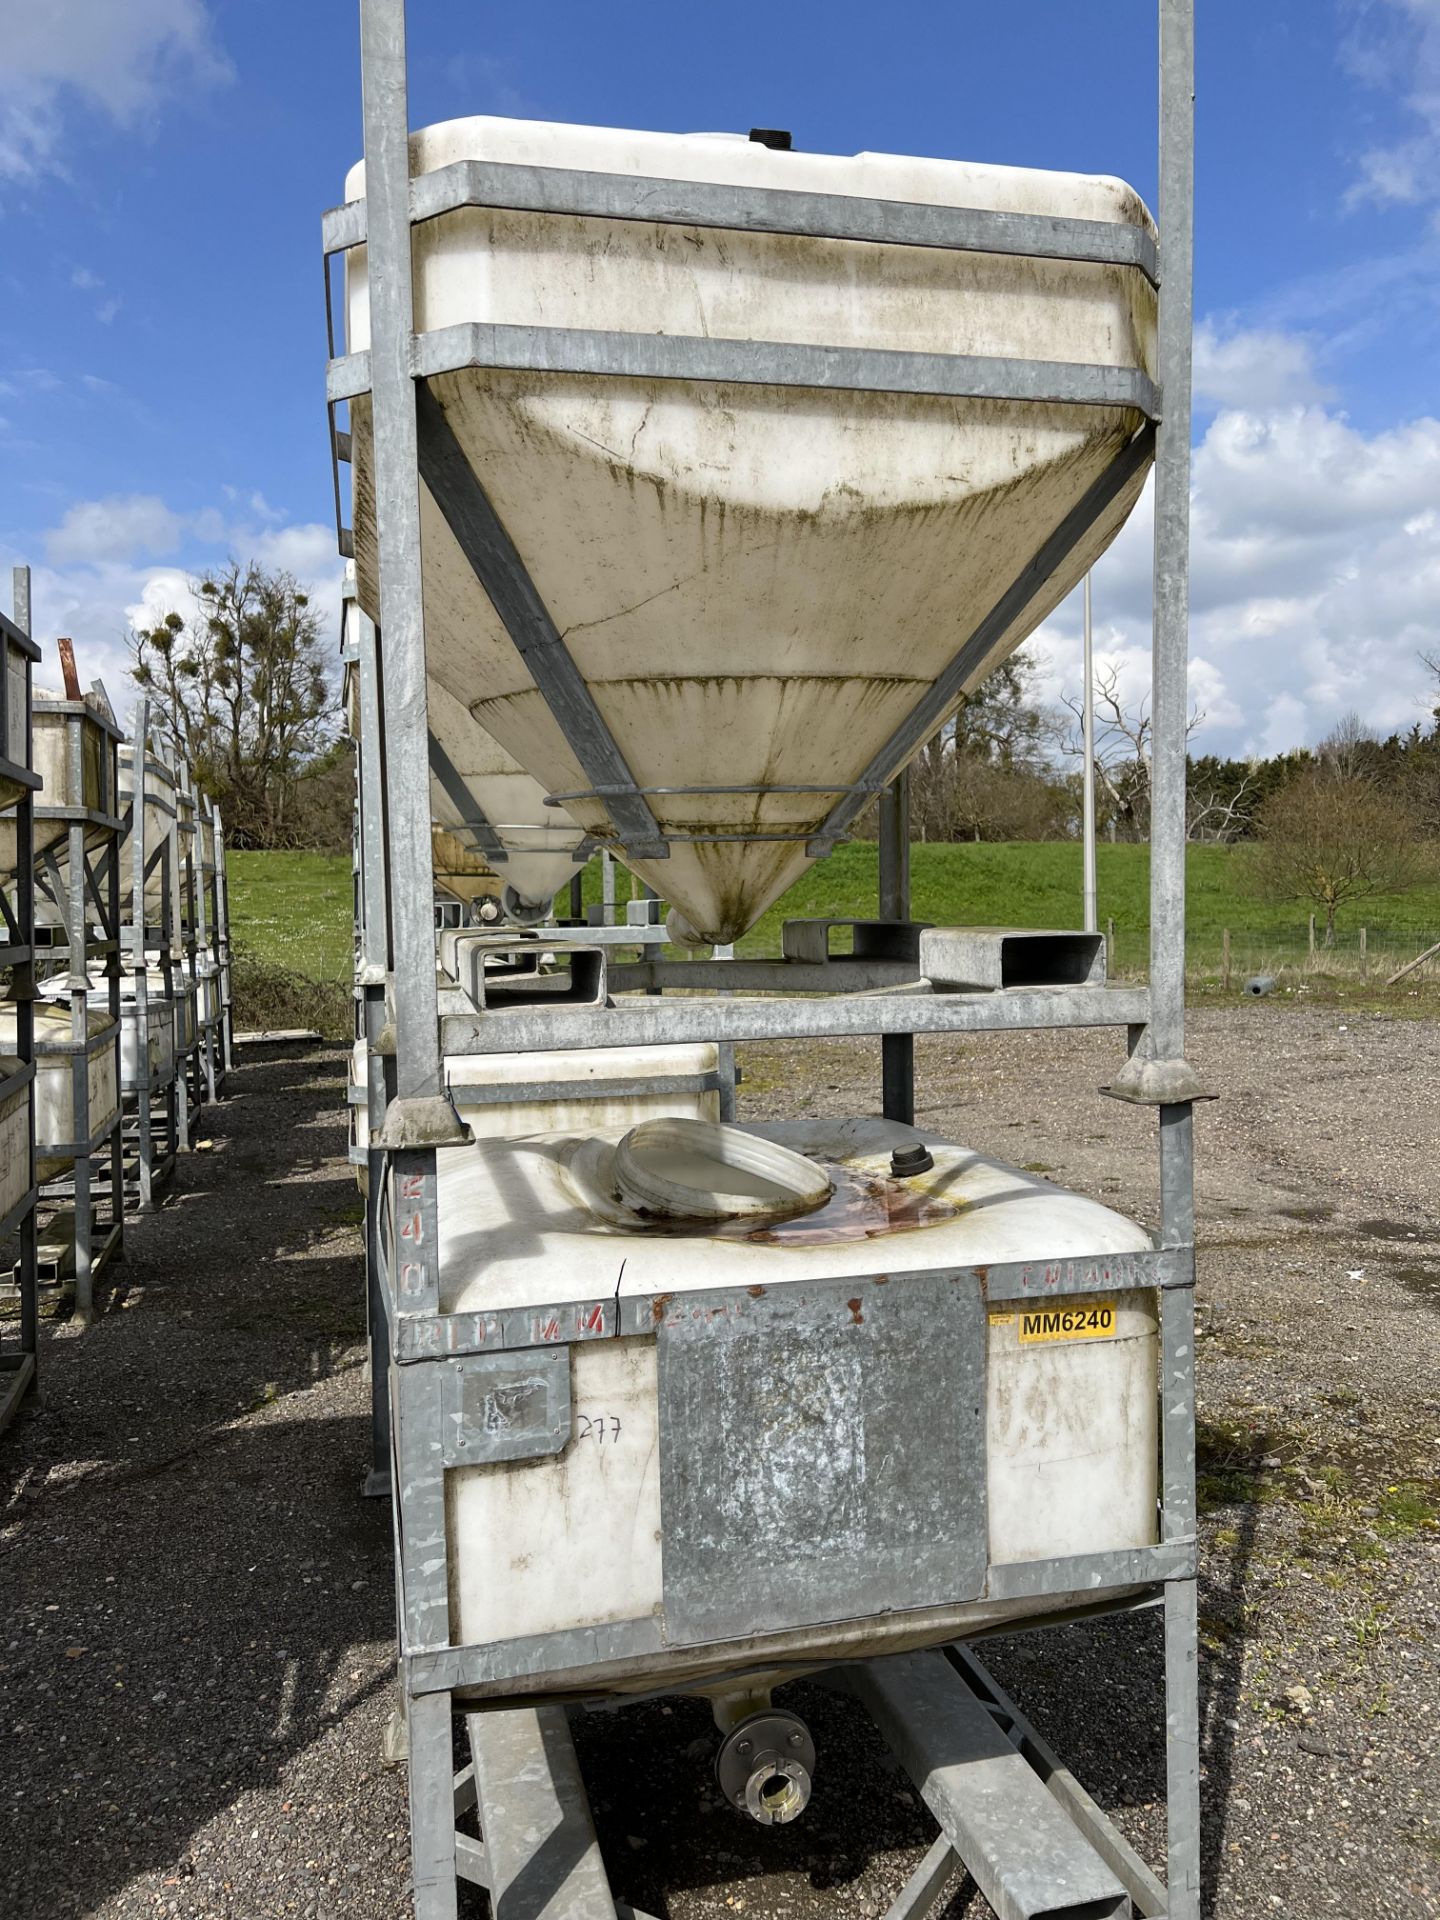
[846,1298,864,1326]
[747,1284,765,1298]
[650,1293,673,1325]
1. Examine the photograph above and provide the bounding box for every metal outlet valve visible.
[715,1708,816,1825]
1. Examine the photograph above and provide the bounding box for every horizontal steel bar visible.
[0,759,40,793]
[35,1113,126,1159]
[392,1295,619,1363]
[31,807,126,832]
[32,699,125,739]
[981,1245,1191,1302]
[984,1539,1194,1602]
[446,1069,719,1107]
[410,321,1161,413]
[0,1062,37,1106]
[0,608,41,657]
[440,983,1149,1053]
[544,782,847,803]
[607,957,919,994]
[0,1186,41,1245]
[34,1022,121,1057]
[321,197,367,253]
[388,1245,1186,1365]
[325,159,1159,285]
[403,1541,1192,1691]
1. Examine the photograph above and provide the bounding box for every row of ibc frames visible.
[0,566,234,1435]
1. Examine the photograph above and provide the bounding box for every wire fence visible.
[1105,921,1440,988]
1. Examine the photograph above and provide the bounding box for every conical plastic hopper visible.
[427,679,588,923]
[346,118,1157,942]
[430,824,502,917]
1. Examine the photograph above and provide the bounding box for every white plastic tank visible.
[118,741,182,933]
[40,975,176,1091]
[416,1115,1158,1700]
[345,118,1156,941]
[0,1002,119,1181]
[0,690,113,877]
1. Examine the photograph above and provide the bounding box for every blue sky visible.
[2,0,1439,759]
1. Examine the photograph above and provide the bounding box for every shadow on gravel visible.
[561,1533,1259,1920]
[1,1046,395,1920]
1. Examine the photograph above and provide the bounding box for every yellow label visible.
[1017,1300,1117,1346]
[987,1311,1015,1327]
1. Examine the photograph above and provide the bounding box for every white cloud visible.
[1192,322,1333,411]
[1341,0,1440,214]
[46,494,183,565]
[0,0,231,183]
[8,493,347,722]
[1031,364,1440,762]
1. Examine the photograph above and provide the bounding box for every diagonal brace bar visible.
[414,382,668,861]
[808,427,1155,856]
[428,732,509,864]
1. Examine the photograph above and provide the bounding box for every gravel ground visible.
[3,1006,1438,1919]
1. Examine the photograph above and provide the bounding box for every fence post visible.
[1359,926,1367,978]
[1222,927,1231,993]
[1106,916,1115,976]
[1308,914,1316,957]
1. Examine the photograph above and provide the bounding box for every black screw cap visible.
[890,1143,934,1177]
[749,128,793,150]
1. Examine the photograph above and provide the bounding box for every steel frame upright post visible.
[1152,5,1201,1916]
[0,566,41,1436]
[878,770,914,1124]
[358,6,468,1913]
[352,593,394,1499]
[128,707,157,1210]
[174,767,201,1150]
[212,803,234,1075]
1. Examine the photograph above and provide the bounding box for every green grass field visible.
[227,850,354,983]
[227,841,1440,1023]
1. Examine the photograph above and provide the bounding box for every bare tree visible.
[1061,665,1202,840]
[130,561,335,848]
[902,647,1068,843]
[1250,767,1428,943]
[1316,711,1380,782]
[1186,768,1260,844]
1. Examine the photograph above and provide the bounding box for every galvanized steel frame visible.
[342,1,1200,1914]
[119,701,183,1210]
[28,688,126,1325]
[0,567,42,1437]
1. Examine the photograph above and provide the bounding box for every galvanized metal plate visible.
[655,1270,986,1644]
[441,1348,571,1468]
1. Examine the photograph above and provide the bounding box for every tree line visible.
[131,560,1440,940]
